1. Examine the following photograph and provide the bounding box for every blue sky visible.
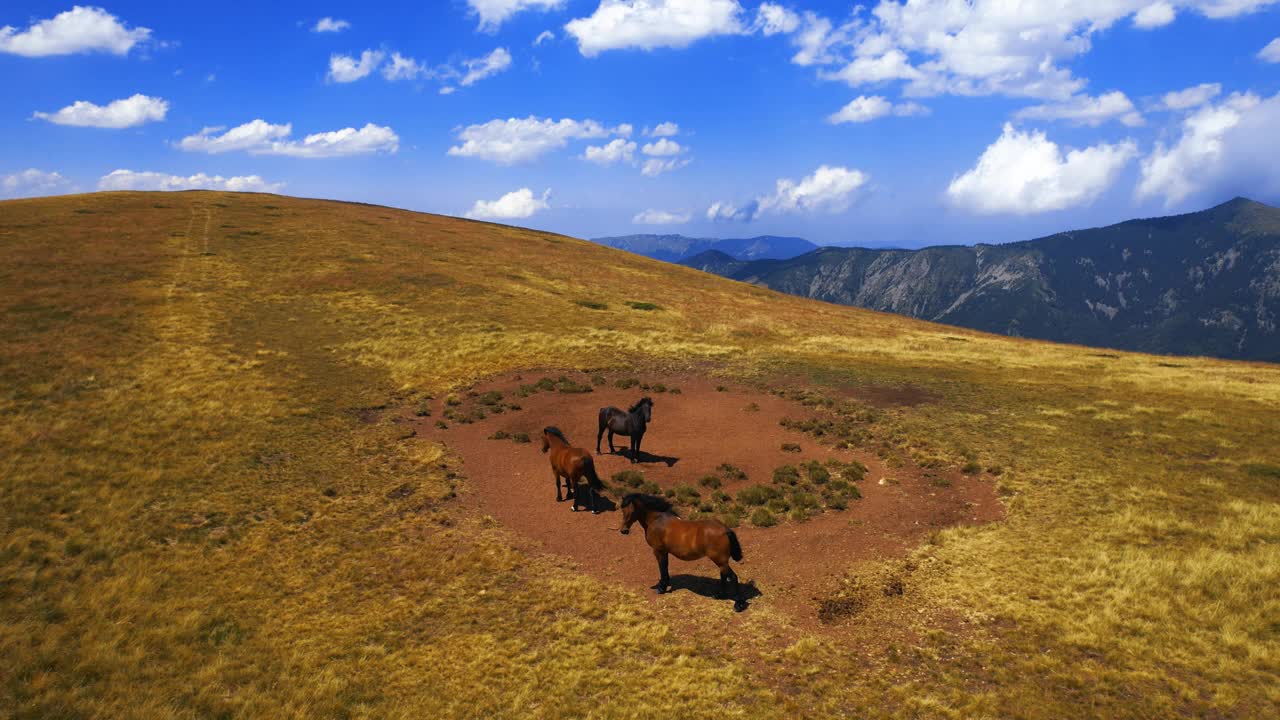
[3,1,1280,247]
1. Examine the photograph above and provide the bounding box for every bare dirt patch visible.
[410,371,1002,625]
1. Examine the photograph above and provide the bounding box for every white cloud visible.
[565,0,747,57]
[709,164,869,221]
[177,120,399,157]
[1,169,72,198]
[1133,2,1177,28]
[383,53,429,81]
[33,94,168,129]
[753,3,800,35]
[633,208,691,224]
[328,50,385,83]
[947,123,1137,215]
[447,116,614,164]
[97,169,284,193]
[313,17,351,33]
[1260,37,1280,62]
[466,188,551,219]
[469,0,566,31]
[1137,92,1280,206]
[641,138,683,156]
[787,1,1280,103]
[641,158,690,176]
[534,30,555,45]
[1014,91,1144,127]
[647,121,679,136]
[1159,83,1222,110]
[0,6,151,57]
[460,47,512,86]
[827,95,930,124]
[824,49,920,87]
[583,138,637,165]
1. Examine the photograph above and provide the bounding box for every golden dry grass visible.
[2,190,1278,718]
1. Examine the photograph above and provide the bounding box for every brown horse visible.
[619,493,747,612]
[541,427,603,513]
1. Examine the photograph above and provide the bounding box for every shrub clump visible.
[615,378,640,389]
[738,484,781,506]
[717,463,747,481]
[511,432,531,444]
[698,475,722,489]
[751,508,778,528]
[781,442,802,453]
[772,465,801,486]
[488,430,511,440]
[612,470,645,488]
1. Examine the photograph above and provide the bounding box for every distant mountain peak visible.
[592,233,817,263]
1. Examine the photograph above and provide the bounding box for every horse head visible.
[633,396,653,423]
[542,426,566,453]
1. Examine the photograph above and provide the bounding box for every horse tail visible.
[726,529,743,562]
[582,455,604,490]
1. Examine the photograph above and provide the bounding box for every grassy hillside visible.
[2,191,1278,718]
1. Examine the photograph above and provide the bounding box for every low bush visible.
[750,508,778,528]
[698,475,722,489]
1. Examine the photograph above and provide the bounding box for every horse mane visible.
[620,493,676,515]
[628,397,653,413]
[543,426,568,443]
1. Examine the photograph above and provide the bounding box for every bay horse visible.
[597,397,653,463]
[618,493,747,612]
[541,427,603,513]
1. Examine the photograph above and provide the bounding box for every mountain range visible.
[676,198,1280,362]
[591,233,817,262]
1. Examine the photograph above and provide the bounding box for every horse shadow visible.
[665,574,763,607]
[571,488,618,513]
[616,448,680,467]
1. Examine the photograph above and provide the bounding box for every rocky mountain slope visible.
[682,198,1280,361]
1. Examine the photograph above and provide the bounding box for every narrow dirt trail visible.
[412,372,1002,623]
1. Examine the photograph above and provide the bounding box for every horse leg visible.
[596,418,605,455]
[607,430,616,454]
[554,471,564,502]
[570,479,581,512]
[727,567,747,612]
[630,433,640,464]
[652,549,670,594]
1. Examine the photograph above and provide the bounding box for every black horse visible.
[597,397,653,463]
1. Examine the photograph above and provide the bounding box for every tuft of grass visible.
[750,508,778,528]
[781,442,801,453]
[612,470,645,488]
[698,475,722,489]
[575,300,608,310]
[625,301,661,311]
[717,463,747,481]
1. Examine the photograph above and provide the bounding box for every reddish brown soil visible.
[410,371,1002,626]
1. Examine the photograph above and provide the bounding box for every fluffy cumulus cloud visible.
[328,50,385,83]
[709,165,869,221]
[633,208,691,224]
[772,1,1280,102]
[1159,83,1222,110]
[97,169,284,193]
[1260,37,1280,62]
[313,17,351,33]
[1138,92,1280,206]
[946,123,1137,214]
[639,137,689,176]
[447,116,616,164]
[1133,2,1177,27]
[1014,92,1143,127]
[1,169,72,198]
[33,94,168,129]
[469,0,565,31]
[466,188,551,219]
[827,95,928,124]
[647,121,680,136]
[583,138,637,165]
[0,6,151,57]
[565,0,747,56]
[383,52,429,81]
[753,3,800,35]
[177,120,399,157]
